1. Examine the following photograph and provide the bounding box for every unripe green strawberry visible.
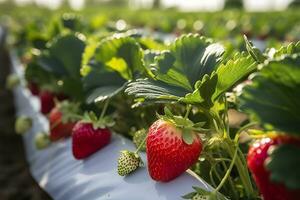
[133,129,147,151]
[6,74,20,90]
[117,150,143,176]
[15,116,32,134]
[192,194,208,200]
[35,132,51,150]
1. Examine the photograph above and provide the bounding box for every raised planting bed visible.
[11,53,211,200]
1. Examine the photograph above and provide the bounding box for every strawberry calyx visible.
[50,100,82,131]
[80,111,115,130]
[56,100,81,123]
[157,106,206,145]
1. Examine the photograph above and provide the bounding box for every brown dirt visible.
[0,36,52,200]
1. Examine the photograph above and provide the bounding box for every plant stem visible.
[135,133,147,154]
[215,145,238,192]
[184,104,192,120]
[100,99,110,120]
[234,122,259,143]
[186,169,210,187]
[224,140,255,198]
[217,152,239,199]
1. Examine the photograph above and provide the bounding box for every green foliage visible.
[224,0,244,9]
[244,35,266,63]
[83,69,127,103]
[272,41,300,58]
[240,55,300,135]
[126,35,224,105]
[93,36,145,80]
[154,35,224,90]
[39,34,85,78]
[213,52,256,100]
[35,34,86,99]
[267,144,300,190]
[82,36,146,103]
[127,34,257,108]
[182,186,226,200]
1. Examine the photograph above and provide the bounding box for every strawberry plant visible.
[240,50,300,199]
[126,34,259,199]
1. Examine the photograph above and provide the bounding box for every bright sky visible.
[12,0,295,11]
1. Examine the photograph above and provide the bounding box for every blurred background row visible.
[1,0,300,11]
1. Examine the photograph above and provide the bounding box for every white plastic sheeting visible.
[11,54,211,200]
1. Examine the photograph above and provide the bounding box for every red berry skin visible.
[39,91,55,114]
[56,93,68,101]
[28,82,40,96]
[49,107,76,141]
[72,122,111,160]
[247,136,300,200]
[146,119,202,182]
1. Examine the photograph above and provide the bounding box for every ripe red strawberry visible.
[247,135,300,200]
[146,119,202,182]
[39,91,55,114]
[72,122,111,159]
[39,90,67,114]
[27,81,40,96]
[49,107,76,141]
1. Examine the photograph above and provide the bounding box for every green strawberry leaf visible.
[126,78,189,103]
[164,106,174,118]
[183,73,218,106]
[272,41,300,58]
[93,36,145,80]
[213,52,256,101]
[126,34,225,105]
[81,40,98,76]
[244,35,266,63]
[153,34,224,90]
[182,129,194,145]
[143,50,161,71]
[25,61,56,85]
[137,37,167,51]
[38,54,67,76]
[266,144,300,190]
[182,186,226,200]
[82,36,146,103]
[83,69,127,103]
[240,55,300,135]
[39,34,85,78]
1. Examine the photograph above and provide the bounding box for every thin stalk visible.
[217,152,239,199]
[234,122,259,143]
[223,97,230,137]
[186,169,213,189]
[224,141,255,198]
[184,104,192,120]
[214,146,238,192]
[135,134,147,154]
[100,99,110,120]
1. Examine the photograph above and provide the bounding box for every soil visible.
[0,31,52,200]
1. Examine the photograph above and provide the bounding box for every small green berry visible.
[192,193,208,200]
[35,132,51,150]
[15,116,32,134]
[133,129,147,151]
[6,74,20,90]
[117,150,143,176]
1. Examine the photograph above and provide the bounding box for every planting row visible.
[5,14,300,200]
